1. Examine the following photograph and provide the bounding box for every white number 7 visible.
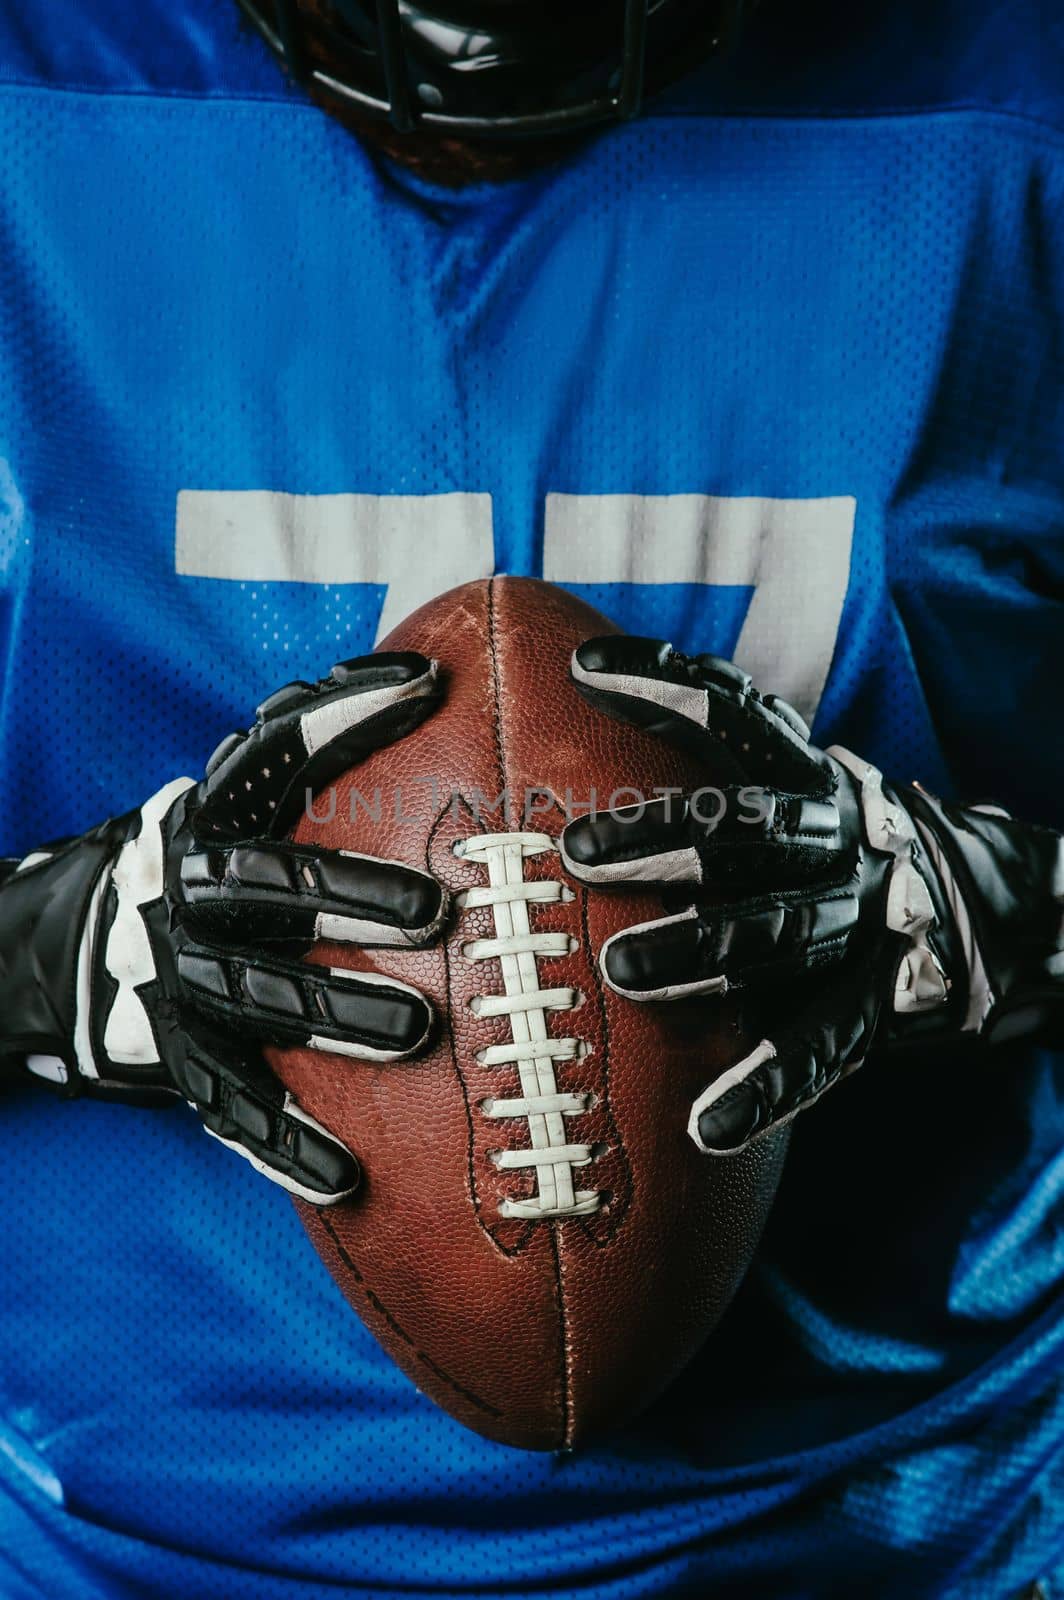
[176,488,854,726]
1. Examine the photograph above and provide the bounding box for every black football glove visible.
[0,654,446,1204]
[560,638,1064,1155]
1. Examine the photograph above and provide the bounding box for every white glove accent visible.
[26,1053,69,1085]
[909,806,991,1033]
[300,662,438,756]
[102,777,196,1066]
[828,746,949,1019]
[15,851,54,873]
[687,1040,778,1154]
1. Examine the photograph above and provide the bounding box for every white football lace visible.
[458,832,600,1221]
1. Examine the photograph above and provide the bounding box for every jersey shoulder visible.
[663,0,1064,136]
[0,0,283,99]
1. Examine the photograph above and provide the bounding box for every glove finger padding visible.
[562,638,846,895]
[177,943,433,1061]
[688,969,879,1153]
[561,790,845,891]
[196,653,441,843]
[179,841,446,949]
[598,884,861,1002]
[569,637,834,795]
[172,1035,361,1205]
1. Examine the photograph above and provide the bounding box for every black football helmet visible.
[235,0,750,138]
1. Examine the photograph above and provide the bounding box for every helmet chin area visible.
[236,0,747,138]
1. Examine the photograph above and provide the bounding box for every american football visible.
[272,578,789,1450]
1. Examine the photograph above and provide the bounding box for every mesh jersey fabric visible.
[0,1,1062,1597]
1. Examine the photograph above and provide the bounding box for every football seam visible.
[317,1212,503,1420]
[549,1225,574,1452]
[485,575,509,804]
[575,814,635,1241]
[489,576,571,1451]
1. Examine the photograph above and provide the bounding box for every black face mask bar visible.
[235,0,746,138]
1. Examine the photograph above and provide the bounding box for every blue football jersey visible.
[0,2,1062,1596]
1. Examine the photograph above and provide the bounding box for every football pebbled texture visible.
[271,578,788,1451]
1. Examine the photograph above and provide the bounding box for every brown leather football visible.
[270,577,788,1451]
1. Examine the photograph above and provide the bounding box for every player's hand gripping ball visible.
[559,636,1064,1153]
[0,655,446,1202]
